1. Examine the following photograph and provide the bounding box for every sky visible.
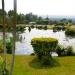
[0,0,75,16]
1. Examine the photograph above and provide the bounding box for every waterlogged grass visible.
[7,55,75,75]
[47,25,54,29]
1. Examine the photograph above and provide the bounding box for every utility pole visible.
[9,0,17,75]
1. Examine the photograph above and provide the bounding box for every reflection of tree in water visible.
[28,27,31,32]
[19,35,22,42]
[19,35,25,42]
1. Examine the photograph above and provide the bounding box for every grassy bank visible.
[7,55,75,75]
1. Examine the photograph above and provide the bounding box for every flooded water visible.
[15,27,75,55]
[1,27,75,55]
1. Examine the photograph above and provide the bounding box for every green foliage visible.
[43,25,47,30]
[0,56,9,75]
[56,45,66,56]
[56,45,73,56]
[36,26,43,30]
[56,22,65,26]
[30,25,34,28]
[66,46,73,56]
[0,40,3,53]
[65,27,75,36]
[0,38,12,54]
[6,37,13,54]
[31,38,58,65]
[41,56,53,65]
[6,41,12,54]
[16,26,25,32]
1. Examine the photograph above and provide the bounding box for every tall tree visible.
[9,0,17,75]
[0,9,6,24]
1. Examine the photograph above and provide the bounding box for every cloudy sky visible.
[0,0,75,16]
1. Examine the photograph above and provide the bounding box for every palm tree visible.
[2,0,7,69]
[9,0,17,75]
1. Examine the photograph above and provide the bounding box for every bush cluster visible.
[31,38,58,65]
[56,45,74,56]
[16,26,25,32]
[65,27,75,36]
[30,25,35,28]
[36,25,47,30]
[0,38,12,54]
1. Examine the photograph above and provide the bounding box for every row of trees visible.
[0,9,72,25]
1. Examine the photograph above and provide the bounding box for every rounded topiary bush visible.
[31,38,58,65]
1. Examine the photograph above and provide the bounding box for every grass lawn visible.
[7,55,75,75]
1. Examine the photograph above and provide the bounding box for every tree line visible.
[0,9,72,25]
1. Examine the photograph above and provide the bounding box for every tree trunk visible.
[2,0,7,68]
[9,0,17,75]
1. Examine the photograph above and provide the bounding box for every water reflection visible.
[15,27,75,55]
[0,27,75,55]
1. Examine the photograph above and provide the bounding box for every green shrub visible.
[16,26,25,32]
[0,38,12,54]
[66,46,73,56]
[65,27,75,36]
[56,45,66,56]
[56,45,73,56]
[6,37,13,54]
[6,42,12,54]
[43,25,47,30]
[30,25,34,28]
[31,38,58,65]
[37,26,43,30]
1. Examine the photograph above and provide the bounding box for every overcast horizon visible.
[0,0,75,17]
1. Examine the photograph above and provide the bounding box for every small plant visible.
[56,45,66,56]
[0,56,9,75]
[37,26,43,30]
[6,37,13,54]
[43,25,47,30]
[66,46,73,56]
[6,41,12,54]
[30,25,34,28]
